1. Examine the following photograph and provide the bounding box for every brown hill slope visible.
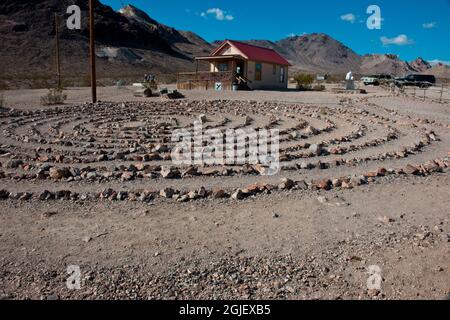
[0,0,212,88]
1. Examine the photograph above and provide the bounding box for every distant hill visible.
[222,34,449,79]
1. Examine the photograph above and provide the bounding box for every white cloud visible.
[380,34,414,46]
[201,8,234,21]
[340,13,356,23]
[429,59,450,66]
[287,32,306,38]
[422,22,436,29]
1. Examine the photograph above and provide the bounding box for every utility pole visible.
[89,0,97,103]
[54,13,61,89]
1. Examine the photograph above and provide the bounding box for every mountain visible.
[409,57,432,72]
[234,35,444,77]
[0,0,212,88]
[0,0,448,89]
[360,54,415,75]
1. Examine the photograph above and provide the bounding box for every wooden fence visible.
[177,71,234,90]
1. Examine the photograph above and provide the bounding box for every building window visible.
[255,63,262,81]
[218,62,228,72]
[273,64,277,75]
[280,67,285,83]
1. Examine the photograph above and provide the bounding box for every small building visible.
[177,40,291,91]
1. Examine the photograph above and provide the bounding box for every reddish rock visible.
[365,172,377,178]
[317,179,332,190]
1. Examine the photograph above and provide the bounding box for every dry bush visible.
[294,74,314,90]
[313,84,326,92]
[40,88,67,105]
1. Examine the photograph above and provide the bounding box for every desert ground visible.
[0,83,449,300]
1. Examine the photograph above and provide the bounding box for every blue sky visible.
[103,0,450,63]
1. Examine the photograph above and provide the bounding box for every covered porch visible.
[177,55,251,90]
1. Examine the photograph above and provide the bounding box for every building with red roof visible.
[177,40,291,91]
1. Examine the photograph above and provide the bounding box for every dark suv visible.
[395,74,436,88]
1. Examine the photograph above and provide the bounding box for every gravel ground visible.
[0,85,449,300]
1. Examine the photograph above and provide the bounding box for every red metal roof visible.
[212,40,291,66]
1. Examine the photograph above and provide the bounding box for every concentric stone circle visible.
[0,98,448,203]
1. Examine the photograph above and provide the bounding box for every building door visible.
[236,61,245,77]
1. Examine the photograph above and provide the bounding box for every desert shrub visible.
[313,84,326,92]
[294,74,314,90]
[325,74,344,84]
[40,88,67,105]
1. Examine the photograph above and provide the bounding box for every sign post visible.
[89,0,97,103]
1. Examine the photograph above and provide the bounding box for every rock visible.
[317,196,328,204]
[341,181,353,189]
[317,179,332,190]
[181,166,198,177]
[332,179,342,187]
[117,191,128,201]
[296,180,308,190]
[160,166,180,179]
[6,159,23,168]
[299,162,311,170]
[404,164,420,175]
[212,188,227,199]
[197,187,208,198]
[96,154,108,162]
[304,125,318,135]
[378,216,395,224]
[278,178,294,190]
[177,194,190,203]
[309,144,323,156]
[198,114,207,123]
[39,190,54,201]
[113,152,126,160]
[0,189,10,199]
[86,172,97,180]
[253,164,269,175]
[19,192,32,200]
[139,191,155,203]
[82,236,92,243]
[41,211,57,218]
[100,188,115,199]
[121,172,134,181]
[231,189,246,200]
[160,188,175,199]
[49,167,72,180]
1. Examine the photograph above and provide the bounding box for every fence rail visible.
[177,71,234,90]
[381,83,450,103]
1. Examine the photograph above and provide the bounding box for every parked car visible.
[395,74,436,88]
[361,74,392,86]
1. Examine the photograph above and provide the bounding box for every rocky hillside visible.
[0,0,212,88]
[238,34,448,78]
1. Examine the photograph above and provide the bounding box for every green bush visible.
[0,93,4,108]
[40,88,67,105]
[294,74,314,90]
